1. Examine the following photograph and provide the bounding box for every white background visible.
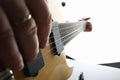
[61,0,120,64]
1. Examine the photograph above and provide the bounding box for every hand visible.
[84,22,92,32]
[0,0,52,72]
[79,17,92,32]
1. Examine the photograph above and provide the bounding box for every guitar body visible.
[14,46,73,80]
[14,0,73,80]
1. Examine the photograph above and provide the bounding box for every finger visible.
[25,0,52,48]
[0,6,23,71]
[84,22,92,32]
[1,0,39,61]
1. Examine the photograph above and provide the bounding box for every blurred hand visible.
[79,17,92,32]
[0,0,52,72]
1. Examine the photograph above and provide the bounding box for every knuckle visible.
[27,22,37,36]
[14,18,37,36]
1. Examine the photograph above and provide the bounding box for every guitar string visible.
[47,31,81,55]
[47,26,83,48]
[42,28,80,55]
[49,21,86,39]
[41,30,80,65]
[46,29,82,54]
[43,22,86,55]
[60,26,81,35]
[59,23,83,30]
[51,21,86,30]
[44,30,82,55]
[49,24,79,39]
[47,23,85,47]
[34,24,83,62]
[50,21,83,30]
[40,31,80,69]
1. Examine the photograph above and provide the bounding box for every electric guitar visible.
[0,0,92,80]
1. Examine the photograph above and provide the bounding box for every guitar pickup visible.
[50,22,64,56]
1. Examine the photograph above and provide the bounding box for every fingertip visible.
[39,43,46,49]
[12,61,24,72]
[7,52,24,72]
[84,22,92,32]
[39,38,48,48]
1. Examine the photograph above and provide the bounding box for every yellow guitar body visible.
[14,46,73,80]
[13,0,73,80]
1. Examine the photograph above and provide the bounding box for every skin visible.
[0,0,52,72]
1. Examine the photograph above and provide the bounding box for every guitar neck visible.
[59,21,87,46]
